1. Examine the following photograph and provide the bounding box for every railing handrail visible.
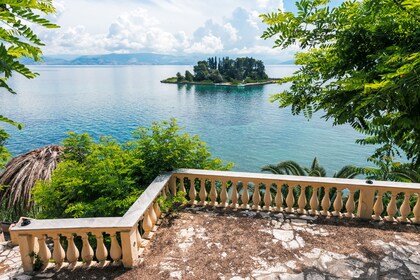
[174,168,420,190]
[12,169,420,233]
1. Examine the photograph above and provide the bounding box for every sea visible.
[0,65,374,175]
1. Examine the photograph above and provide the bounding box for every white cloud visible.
[185,34,223,54]
[104,8,181,53]
[223,23,238,42]
[37,0,289,56]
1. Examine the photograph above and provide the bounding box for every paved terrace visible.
[2,207,420,280]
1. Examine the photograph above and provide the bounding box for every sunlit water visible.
[0,65,374,174]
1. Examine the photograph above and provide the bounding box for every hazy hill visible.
[22,53,295,66]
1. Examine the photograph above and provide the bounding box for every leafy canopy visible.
[33,119,233,218]
[261,0,420,166]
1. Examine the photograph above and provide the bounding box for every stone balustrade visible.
[10,172,173,272]
[10,169,420,272]
[173,169,420,223]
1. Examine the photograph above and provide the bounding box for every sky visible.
[36,0,302,58]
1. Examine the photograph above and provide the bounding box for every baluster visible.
[209,179,218,207]
[345,189,355,218]
[412,194,420,224]
[241,182,250,209]
[154,200,162,224]
[198,178,207,206]
[165,183,170,196]
[263,183,272,211]
[179,177,186,193]
[149,203,157,229]
[372,190,384,221]
[219,180,228,208]
[81,233,94,266]
[333,188,343,217]
[142,208,153,239]
[252,183,261,210]
[37,234,51,270]
[95,232,108,267]
[52,234,65,269]
[385,191,398,222]
[285,185,295,213]
[136,227,144,249]
[230,181,239,209]
[65,234,79,269]
[309,187,319,215]
[110,233,122,264]
[321,187,331,216]
[170,177,177,195]
[189,177,197,205]
[398,193,412,223]
[297,185,307,214]
[161,186,167,198]
[275,184,283,211]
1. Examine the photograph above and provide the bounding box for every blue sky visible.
[36,0,341,57]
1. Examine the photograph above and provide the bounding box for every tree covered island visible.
[161,57,273,86]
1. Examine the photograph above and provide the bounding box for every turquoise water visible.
[0,65,373,174]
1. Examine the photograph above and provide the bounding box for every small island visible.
[161,57,275,87]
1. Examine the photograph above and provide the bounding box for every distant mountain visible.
[70,53,197,65]
[22,53,295,66]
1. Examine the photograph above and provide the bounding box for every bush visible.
[32,119,233,218]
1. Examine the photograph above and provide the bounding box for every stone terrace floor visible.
[2,207,420,280]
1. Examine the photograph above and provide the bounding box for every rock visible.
[405,262,420,275]
[279,273,304,280]
[34,272,55,278]
[11,274,33,280]
[272,229,294,242]
[380,256,403,272]
[306,272,326,280]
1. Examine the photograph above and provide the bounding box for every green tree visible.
[129,119,233,185]
[261,0,420,166]
[33,136,139,218]
[193,60,210,81]
[0,0,59,165]
[185,70,194,82]
[32,119,233,218]
[176,72,184,82]
[209,69,224,83]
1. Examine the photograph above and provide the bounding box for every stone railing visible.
[10,172,174,272]
[11,169,420,272]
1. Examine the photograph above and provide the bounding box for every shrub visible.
[33,119,233,218]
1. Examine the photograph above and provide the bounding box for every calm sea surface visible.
[1,65,373,174]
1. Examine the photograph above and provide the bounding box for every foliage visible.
[0,0,59,170]
[0,145,62,218]
[188,57,269,83]
[28,251,43,271]
[0,0,58,97]
[33,137,140,218]
[129,119,233,185]
[0,129,10,169]
[185,70,194,82]
[176,72,184,82]
[33,119,233,218]
[156,192,187,213]
[261,157,359,179]
[261,0,420,166]
[357,158,420,182]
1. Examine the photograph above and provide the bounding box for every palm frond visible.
[333,165,360,179]
[0,145,63,212]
